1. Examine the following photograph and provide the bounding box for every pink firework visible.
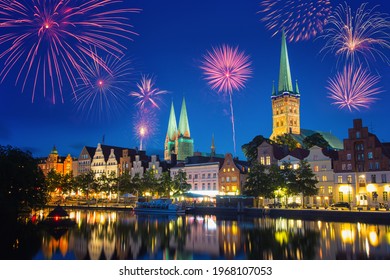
[320,2,390,65]
[130,75,168,110]
[200,45,252,154]
[73,54,133,120]
[327,64,383,112]
[258,0,332,42]
[133,109,157,151]
[0,0,140,103]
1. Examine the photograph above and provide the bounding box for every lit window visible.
[266,156,271,165]
[328,186,333,195]
[260,157,265,165]
[322,175,327,182]
[337,176,343,183]
[314,165,319,172]
[347,175,352,183]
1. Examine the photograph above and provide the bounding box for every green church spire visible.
[295,79,300,95]
[166,102,177,141]
[271,80,276,96]
[211,134,216,156]
[178,97,190,138]
[278,31,293,94]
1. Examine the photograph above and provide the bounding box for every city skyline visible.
[0,0,389,160]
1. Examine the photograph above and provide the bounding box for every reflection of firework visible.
[327,64,382,112]
[0,0,140,103]
[130,75,168,110]
[258,0,332,42]
[73,54,133,120]
[133,109,157,151]
[320,3,390,64]
[200,45,252,154]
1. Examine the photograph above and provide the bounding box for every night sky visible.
[0,0,389,161]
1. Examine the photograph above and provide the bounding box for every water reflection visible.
[22,211,390,259]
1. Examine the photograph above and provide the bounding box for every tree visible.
[45,169,63,194]
[117,172,133,195]
[74,171,97,199]
[61,173,75,195]
[159,172,173,197]
[172,169,191,196]
[289,160,318,207]
[275,133,299,151]
[0,145,48,213]
[141,169,160,196]
[98,171,117,200]
[241,135,267,163]
[130,173,142,196]
[244,162,275,199]
[303,133,329,149]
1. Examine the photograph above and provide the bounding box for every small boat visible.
[134,198,186,215]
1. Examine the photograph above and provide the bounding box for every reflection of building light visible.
[386,233,390,245]
[206,217,217,231]
[231,222,238,235]
[369,231,379,247]
[275,231,289,245]
[341,229,354,243]
[365,238,370,258]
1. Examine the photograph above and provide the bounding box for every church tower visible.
[177,97,194,161]
[164,102,178,161]
[270,31,301,140]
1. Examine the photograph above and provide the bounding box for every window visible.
[266,156,271,165]
[381,174,387,183]
[338,176,343,183]
[375,162,380,170]
[213,183,216,190]
[189,174,192,179]
[321,165,327,171]
[232,168,235,172]
[314,165,319,172]
[371,174,376,183]
[319,186,324,195]
[356,131,361,139]
[194,174,198,179]
[347,164,352,170]
[313,155,318,161]
[226,177,230,182]
[347,154,351,160]
[202,174,205,179]
[342,164,346,171]
[328,186,333,195]
[194,184,198,190]
[221,177,225,183]
[339,192,344,202]
[384,192,388,202]
[213,173,217,178]
[322,175,327,182]
[368,152,373,159]
[260,157,265,165]
[207,173,211,178]
[207,183,211,190]
[202,183,205,190]
[232,176,237,182]
[347,175,352,183]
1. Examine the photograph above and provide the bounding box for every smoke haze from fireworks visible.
[200,44,252,154]
[258,0,332,43]
[0,0,140,103]
[130,75,168,110]
[326,64,383,112]
[73,53,133,121]
[320,2,390,65]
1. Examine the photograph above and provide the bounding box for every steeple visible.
[178,97,190,138]
[51,145,58,155]
[211,134,216,157]
[295,79,300,95]
[278,31,293,94]
[166,101,177,141]
[271,80,276,96]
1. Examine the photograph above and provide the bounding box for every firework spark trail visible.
[200,45,252,154]
[326,64,383,112]
[320,2,390,65]
[130,75,168,110]
[73,53,133,120]
[133,109,157,151]
[0,0,140,103]
[258,0,332,42]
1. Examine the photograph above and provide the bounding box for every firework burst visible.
[200,44,252,154]
[326,64,383,112]
[0,0,140,103]
[258,0,332,42]
[73,53,133,120]
[130,75,168,110]
[133,109,157,151]
[320,2,390,65]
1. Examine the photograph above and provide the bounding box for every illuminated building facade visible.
[38,146,75,176]
[333,119,390,208]
[219,153,249,195]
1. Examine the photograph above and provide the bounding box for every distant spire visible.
[271,80,276,96]
[295,79,300,94]
[211,134,216,157]
[51,145,58,155]
[178,97,190,138]
[166,101,177,141]
[278,31,293,94]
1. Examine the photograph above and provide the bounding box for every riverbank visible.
[45,203,390,225]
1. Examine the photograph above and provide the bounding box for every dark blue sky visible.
[0,0,389,160]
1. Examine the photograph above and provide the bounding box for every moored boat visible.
[41,205,76,227]
[134,198,185,215]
